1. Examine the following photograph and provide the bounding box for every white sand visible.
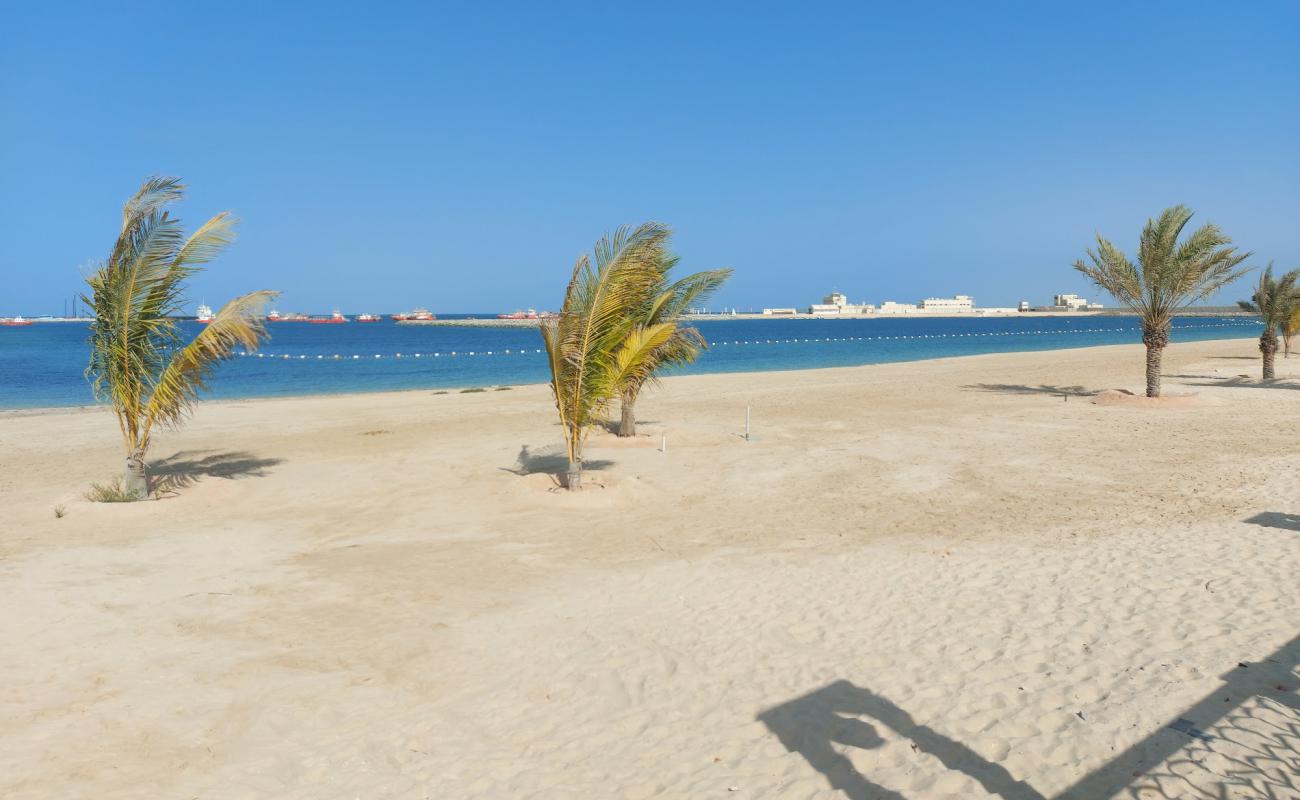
[1,338,1297,799]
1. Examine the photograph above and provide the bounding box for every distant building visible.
[762,308,797,315]
[808,291,873,315]
[1018,300,1030,312]
[1052,293,1103,311]
[877,301,919,314]
[919,295,975,313]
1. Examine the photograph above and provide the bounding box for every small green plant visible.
[85,476,145,503]
[460,387,487,393]
[361,429,392,436]
[54,504,66,518]
[494,386,513,391]
[432,390,449,395]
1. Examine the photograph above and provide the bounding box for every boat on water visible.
[392,308,436,321]
[1,316,34,326]
[309,310,349,324]
[268,310,311,322]
[196,304,214,324]
[497,309,541,320]
[356,313,382,322]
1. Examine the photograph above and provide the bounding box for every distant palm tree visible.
[1074,205,1251,397]
[1282,304,1300,359]
[1237,264,1300,379]
[541,223,675,490]
[84,176,277,499]
[615,253,731,437]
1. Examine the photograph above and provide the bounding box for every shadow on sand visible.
[501,444,613,487]
[759,633,1300,799]
[150,450,283,495]
[1244,512,1300,532]
[961,383,1096,398]
[1167,374,1300,391]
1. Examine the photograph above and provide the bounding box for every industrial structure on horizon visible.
[760,291,1104,316]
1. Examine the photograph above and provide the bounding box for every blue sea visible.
[0,314,1260,410]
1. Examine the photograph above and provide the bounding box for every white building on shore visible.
[1052,293,1104,311]
[876,301,919,314]
[919,295,975,313]
[807,291,874,315]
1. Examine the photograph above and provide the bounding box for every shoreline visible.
[399,309,1258,326]
[0,334,1260,417]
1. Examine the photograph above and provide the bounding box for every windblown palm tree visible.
[541,222,676,490]
[1283,305,1300,359]
[614,254,731,436]
[1237,264,1300,380]
[1074,205,1251,397]
[84,176,277,499]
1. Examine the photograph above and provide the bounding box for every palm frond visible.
[1075,206,1252,334]
[142,291,278,440]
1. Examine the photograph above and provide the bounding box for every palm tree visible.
[541,223,676,490]
[615,253,732,437]
[1074,205,1251,397]
[1281,304,1300,359]
[84,176,277,499]
[1237,264,1300,380]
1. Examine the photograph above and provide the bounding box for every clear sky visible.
[2,1,1297,315]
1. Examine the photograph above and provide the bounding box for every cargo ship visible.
[309,310,348,324]
[356,313,382,322]
[268,310,311,322]
[196,304,214,324]
[392,308,436,321]
[0,316,34,326]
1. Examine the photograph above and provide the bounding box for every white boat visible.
[196,304,214,323]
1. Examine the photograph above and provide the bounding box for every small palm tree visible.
[541,223,676,490]
[615,253,731,437]
[84,176,277,499]
[1238,264,1300,379]
[1074,205,1251,397]
[1281,304,1300,359]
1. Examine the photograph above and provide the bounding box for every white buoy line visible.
[235,321,1260,362]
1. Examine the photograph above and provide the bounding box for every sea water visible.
[0,315,1261,410]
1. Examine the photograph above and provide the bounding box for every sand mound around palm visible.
[1092,388,1211,408]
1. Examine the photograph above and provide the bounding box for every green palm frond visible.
[1074,205,1252,332]
[142,290,278,440]
[1239,263,1300,332]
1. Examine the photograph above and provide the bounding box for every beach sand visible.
[1,337,1297,799]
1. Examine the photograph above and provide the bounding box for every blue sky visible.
[2,1,1297,315]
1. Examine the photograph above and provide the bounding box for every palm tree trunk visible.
[124,448,148,499]
[564,425,582,490]
[618,389,637,437]
[1141,322,1169,398]
[1144,346,1163,397]
[1261,331,1278,380]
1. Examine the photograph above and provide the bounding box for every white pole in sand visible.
[661,434,667,453]
[745,405,751,442]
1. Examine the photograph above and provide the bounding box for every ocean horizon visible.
[0,314,1261,410]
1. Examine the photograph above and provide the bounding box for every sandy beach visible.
[2,337,1297,799]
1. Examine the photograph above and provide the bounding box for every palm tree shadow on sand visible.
[962,383,1096,398]
[501,445,613,487]
[149,450,283,495]
[1244,512,1300,532]
[758,633,1299,799]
